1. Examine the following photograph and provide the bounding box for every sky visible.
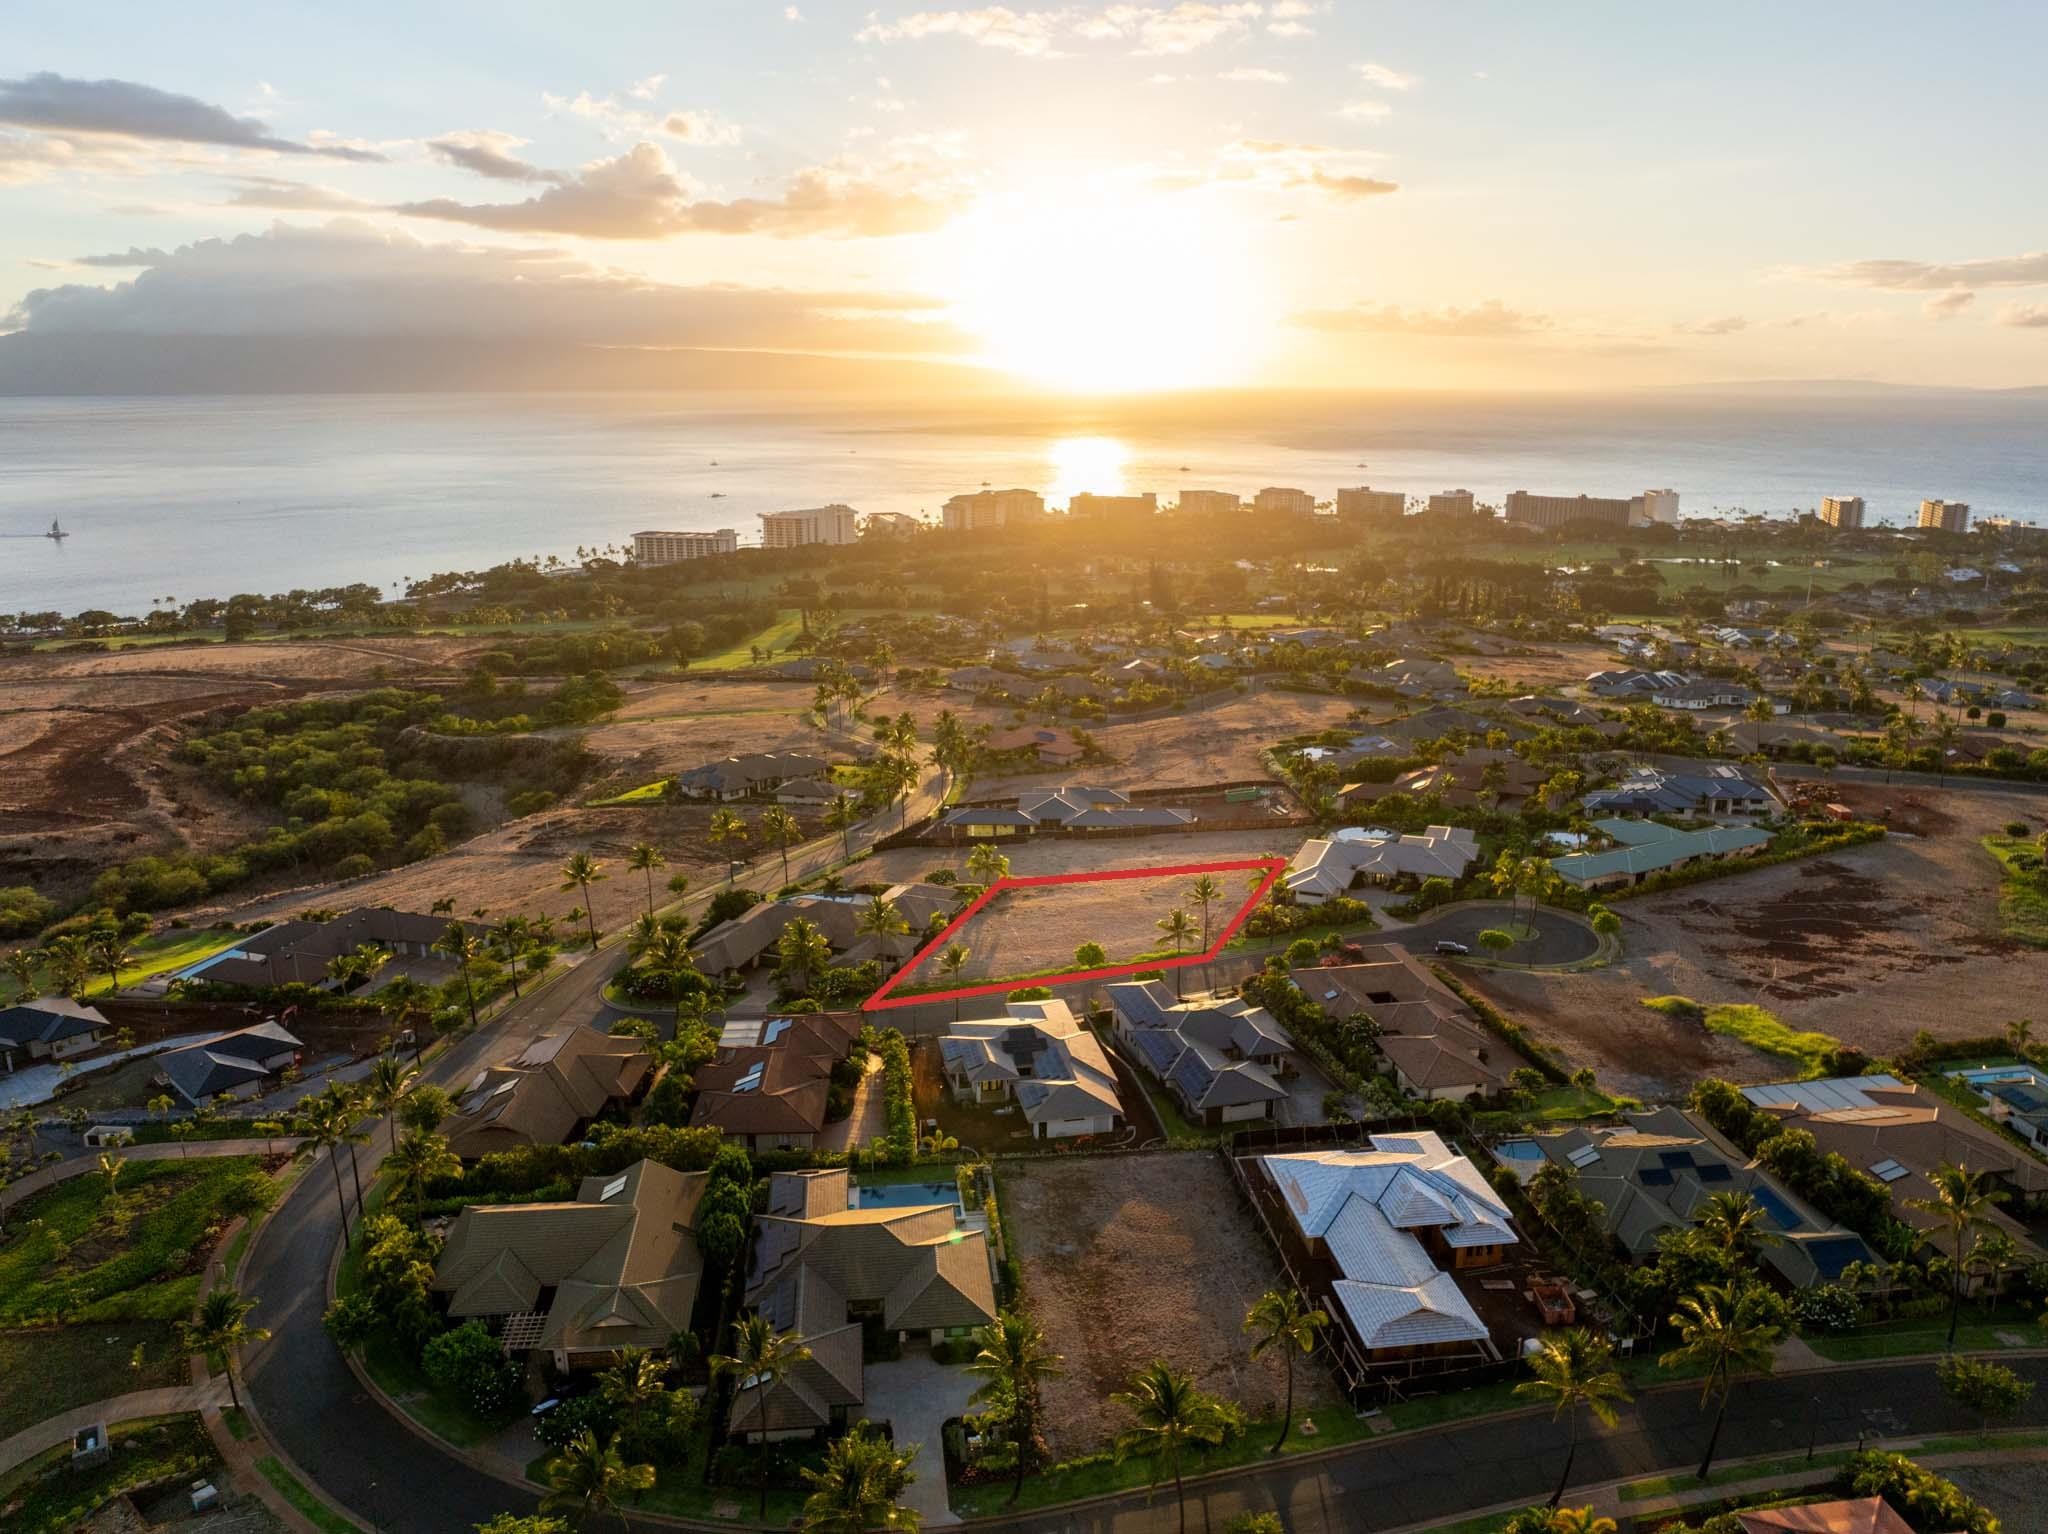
[6,1,2048,393]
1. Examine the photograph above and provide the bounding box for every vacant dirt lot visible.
[932,871,1239,984]
[1002,1152,1327,1456]
[868,827,1295,888]
[1460,782,2048,1098]
[971,688,1361,798]
[1455,639,1615,692]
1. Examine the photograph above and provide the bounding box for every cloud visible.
[858,4,1264,57]
[9,220,971,355]
[1800,251,2048,292]
[428,131,561,183]
[394,142,961,239]
[545,90,743,146]
[1999,304,2048,329]
[0,72,384,161]
[1337,99,1392,121]
[786,5,804,17]
[1266,0,1317,35]
[1356,61,1416,90]
[1305,169,1398,199]
[1673,314,1748,336]
[1296,299,1549,337]
[1924,287,1974,320]
[1218,67,1288,83]
[72,246,174,268]
[221,175,374,211]
[626,74,667,100]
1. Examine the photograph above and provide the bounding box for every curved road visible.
[1380,905,1600,968]
[237,768,950,1531]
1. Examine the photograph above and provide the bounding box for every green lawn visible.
[587,778,670,806]
[692,607,807,669]
[1805,1310,2045,1362]
[3,927,242,998]
[0,1155,265,1325]
[0,1322,188,1439]
[1981,836,2048,947]
[1528,1083,1636,1121]
[1,1413,217,1534]
[1620,1449,1850,1502]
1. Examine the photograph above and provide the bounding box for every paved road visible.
[1380,905,1599,968]
[236,768,950,1533]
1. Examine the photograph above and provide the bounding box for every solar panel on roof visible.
[1869,1159,1909,1183]
[1566,1144,1602,1169]
[1697,1163,1733,1183]
[1750,1185,1803,1231]
[1637,1167,1674,1187]
[1807,1235,1869,1280]
[1658,1150,1696,1170]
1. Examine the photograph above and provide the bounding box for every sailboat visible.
[45,519,67,541]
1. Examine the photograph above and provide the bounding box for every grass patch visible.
[1981,836,2048,947]
[1804,1311,2043,1362]
[948,1408,1380,1516]
[256,1454,367,1534]
[587,778,670,807]
[692,608,806,669]
[0,1156,264,1325]
[1641,995,1840,1078]
[1621,1450,1849,1502]
[3,927,243,999]
[0,1323,186,1439]
[1529,1083,1637,1121]
[221,1405,253,1441]
[1,1413,217,1534]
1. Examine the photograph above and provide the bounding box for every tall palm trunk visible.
[1173,1453,1187,1534]
[1947,1239,1964,1350]
[1271,1346,1294,1453]
[223,1360,241,1411]
[1549,1406,1579,1507]
[644,869,656,916]
[1697,1365,1731,1481]
[754,1378,771,1520]
[328,1149,352,1245]
[580,884,599,949]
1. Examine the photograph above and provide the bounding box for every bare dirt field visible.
[1459,782,2048,1100]
[917,871,1242,985]
[970,688,1361,798]
[577,678,840,776]
[1001,1152,1328,1456]
[867,827,1296,888]
[1454,639,1615,692]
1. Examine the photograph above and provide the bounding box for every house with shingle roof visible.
[1291,950,1531,1102]
[1255,1134,1516,1360]
[1105,982,1294,1126]
[0,997,108,1069]
[1582,764,1777,819]
[676,752,833,801]
[1286,825,1480,902]
[1524,1107,1872,1289]
[155,1021,302,1105]
[690,885,956,974]
[433,1159,707,1373]
[691,1012,862,1151]
[1734,1496,1919,1534]
[938,999,1124,1138]
[1549,817,1771,891]
[735,1169,997,1439]
[173,907,477,990]
[444,1028,653,1161]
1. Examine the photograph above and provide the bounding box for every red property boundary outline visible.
[864,855,1289,1012]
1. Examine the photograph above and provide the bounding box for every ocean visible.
[2,389,2044,616]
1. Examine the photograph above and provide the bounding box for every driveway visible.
[863,1350,978,1527]
[1381,904,1598,968]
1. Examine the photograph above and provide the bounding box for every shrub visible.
[534,1390,618,1450]
[1795,1283,1860,1334]
[0,884,55,937]
[2007,821,2032,838]
[1846,1450,2000,1534]
[422,1320,524,1417]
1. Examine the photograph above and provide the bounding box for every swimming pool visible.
[1950,1065,2042,1089]
[1491,1139,1544,1178]
[851,1181,962,1212]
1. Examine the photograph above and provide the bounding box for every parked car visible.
[1434,940,1470,956]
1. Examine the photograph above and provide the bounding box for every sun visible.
[935,184,1269,393]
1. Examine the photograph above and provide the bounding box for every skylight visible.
[1869,1158,1910,1183]
[734,1061,767,1093]
[1566,1144,1602,1169]
[600,1174,629,1202]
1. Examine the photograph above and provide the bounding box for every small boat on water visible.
[45,519,67,541]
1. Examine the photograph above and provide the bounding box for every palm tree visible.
[1244,1287,1328,1454]
[540,1429,655,1531]
[6,948,36,1000]
[489,918,534,1000]
[1971,1228,2020,1311]
[775,917,833,997]
[599,1346,670,1427]
[387,1127,460,1221]
[967,842,1010,888]
[560,853,606,950]
[1514,1328,1632,1507]
[759,807,802,888]
[643,928,699,1035]
[1695,1190,1778,1268]
[626,843,667,916]
[1660,1279,1783,1481]
[363,1053,418,1150]
[1186,874,1223,949]
[42,934,92,999]
[966,1311,1064,1503]
[937,944,971,1021]
[1908,1161,2006,1349]
[89,927,136,997]
[300,1093,368,1244]
[1110,1360,1229,1534]
[181,1285,270,1411]
[798,1421,922,1533]
[1156,907,1198,998]
[824,793,861,860]
[712,1315,814,1518]
[436,922,486,1030]
[708,809,749,885]
[98,1151,124,1195]
[1549,1512,1618,1534]
[856,896,910,973]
